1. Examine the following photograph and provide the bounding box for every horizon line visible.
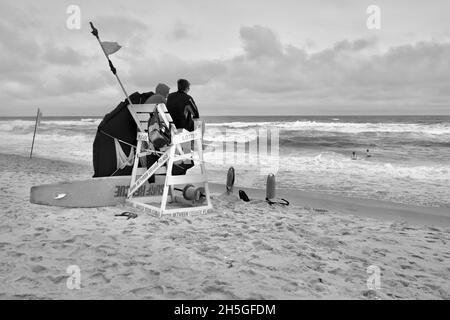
[1,114,450,118]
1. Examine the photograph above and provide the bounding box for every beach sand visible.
[0,153,449,299]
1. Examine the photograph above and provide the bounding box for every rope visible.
[98,129,194,175]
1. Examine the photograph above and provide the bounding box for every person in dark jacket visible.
[166,79,199,131]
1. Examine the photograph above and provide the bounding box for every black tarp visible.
[92,91,153,177]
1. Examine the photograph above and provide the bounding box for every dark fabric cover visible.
[92,91,153,177]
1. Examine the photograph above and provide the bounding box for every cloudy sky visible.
[1,0,449,116]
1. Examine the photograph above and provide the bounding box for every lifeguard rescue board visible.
[30,176,164,208]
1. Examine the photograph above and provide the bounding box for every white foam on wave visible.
[204,127,258,143]
[0,120,37,132]
[282,152,450,180]
[43,120,101,127]
[0,132,93,164]
[0,119,100,133]
[81,118,101,123]
[207,120,450,136]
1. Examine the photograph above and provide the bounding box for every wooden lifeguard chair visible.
[125,103,212,217]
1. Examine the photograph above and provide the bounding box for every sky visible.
[0,0,449,116]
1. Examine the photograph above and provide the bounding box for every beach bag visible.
[147,106,171,149]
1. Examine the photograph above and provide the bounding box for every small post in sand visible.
[30,108,42,159]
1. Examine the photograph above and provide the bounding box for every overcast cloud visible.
[0,0,449,115]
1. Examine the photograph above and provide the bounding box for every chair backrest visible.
[128,103,174,133]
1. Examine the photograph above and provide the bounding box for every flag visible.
[37,108,43,126]
[101,41,121,56]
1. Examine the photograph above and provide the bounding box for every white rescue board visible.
[30,176,164,208]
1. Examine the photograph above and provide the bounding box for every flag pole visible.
[89,22,135,113]
[30,108,39,159]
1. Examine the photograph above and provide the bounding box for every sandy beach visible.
[0,153,449,300]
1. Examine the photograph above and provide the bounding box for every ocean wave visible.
[81,118,101,123]
[207,120,450,135]
[0,120,37,132]
[279,152,450,180]
[0,119,100,133]
[43,120,101,127]
[204,150,450,181]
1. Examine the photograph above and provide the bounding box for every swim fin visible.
[239,190,250,202]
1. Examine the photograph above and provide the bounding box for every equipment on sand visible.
[115,211,138,220]
[30,176,164,208]
[239,190,250,202]
[265,174,289,206]
[174,184,206,204]
[226,167,235,195]
[233,173,289,206]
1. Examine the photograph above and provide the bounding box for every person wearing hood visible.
[145,83,170,104]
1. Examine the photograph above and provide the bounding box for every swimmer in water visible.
[351,152,357,160]
[366,149,372,157]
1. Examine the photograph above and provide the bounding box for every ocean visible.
[1,115,449,208]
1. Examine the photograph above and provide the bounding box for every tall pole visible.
[30,108,39,159]
[89,21,142,132]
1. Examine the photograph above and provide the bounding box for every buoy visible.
[265,174,289,206]
[226,167,235,194]
[266,174,276,200]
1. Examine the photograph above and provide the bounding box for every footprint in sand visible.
[8,251,25,258]
[400,264,413,270]
[281,281,299,293]
[47,274,67,284]
[130,286,164,296]
[30,256,43,263]
[252,240,273,251]
[362,290,378,299]
[308,278,326,293]
[15,276,40,287]
[328,267,345,276]
[63,236,79,244]
[202,285,238,299]
[31,265,47,274]
[90,272,111,284]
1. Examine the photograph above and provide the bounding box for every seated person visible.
[145,83,170,104]
[166,79,201,175]
[166,79,199,132]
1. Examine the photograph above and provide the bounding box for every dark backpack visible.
[147,105,171,149]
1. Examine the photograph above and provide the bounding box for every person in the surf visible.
[351,151,357,160]
[166,79,200,132]
[366,149,372,157]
